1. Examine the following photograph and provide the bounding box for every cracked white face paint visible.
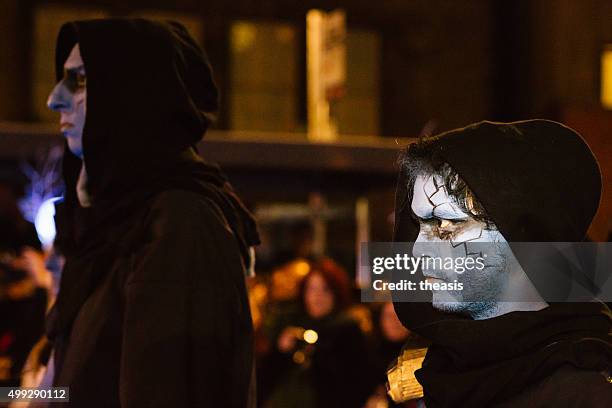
[411,173,547,319]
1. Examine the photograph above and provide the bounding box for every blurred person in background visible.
[43,18,259,407]
[0,180,53,388]
[376,303,411,368]
[251,258,311,356]
[258,258,377,408]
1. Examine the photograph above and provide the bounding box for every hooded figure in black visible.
[392,120,611,407]
[45,18,260,407]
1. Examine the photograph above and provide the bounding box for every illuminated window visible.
[229,21,298,132]
[336,29,380,135]
[229,21,380,135]
[601,45,612,110]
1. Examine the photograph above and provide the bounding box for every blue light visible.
[34,197,61,250]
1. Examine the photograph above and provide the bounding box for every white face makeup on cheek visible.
[411,173,511,318]
[47,44,86,158]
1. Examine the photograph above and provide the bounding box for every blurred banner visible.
[307,9,346,142]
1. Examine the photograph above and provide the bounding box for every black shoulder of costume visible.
[145,189,230,233]
[497,364,612,407]
[142,189,245,261]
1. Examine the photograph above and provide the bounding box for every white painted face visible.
[411,173,511,319]
[47,44,86,159]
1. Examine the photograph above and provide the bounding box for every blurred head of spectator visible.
[299,258,352,320]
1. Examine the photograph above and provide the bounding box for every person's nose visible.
[47,82,72,113]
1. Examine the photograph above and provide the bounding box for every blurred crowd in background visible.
[250,256,427,408]
[0,178,55,391]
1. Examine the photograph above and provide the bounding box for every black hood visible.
[392,120,611,407]
[394,119,601,243]
[55,18,218,202]
[52,18,259,251]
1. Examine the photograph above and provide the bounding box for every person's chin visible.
[432,297,501,319]
[431,291,463,313]
[65,141,83,158]
[63,129,82,138]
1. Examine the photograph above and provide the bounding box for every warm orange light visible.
[601,46,612,109]
[292,350,306,364]
[303,329,318,344]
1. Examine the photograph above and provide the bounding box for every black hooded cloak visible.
[392,120,611,407]
[46,18,259,407]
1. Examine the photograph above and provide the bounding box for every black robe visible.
[46,19,259,407]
